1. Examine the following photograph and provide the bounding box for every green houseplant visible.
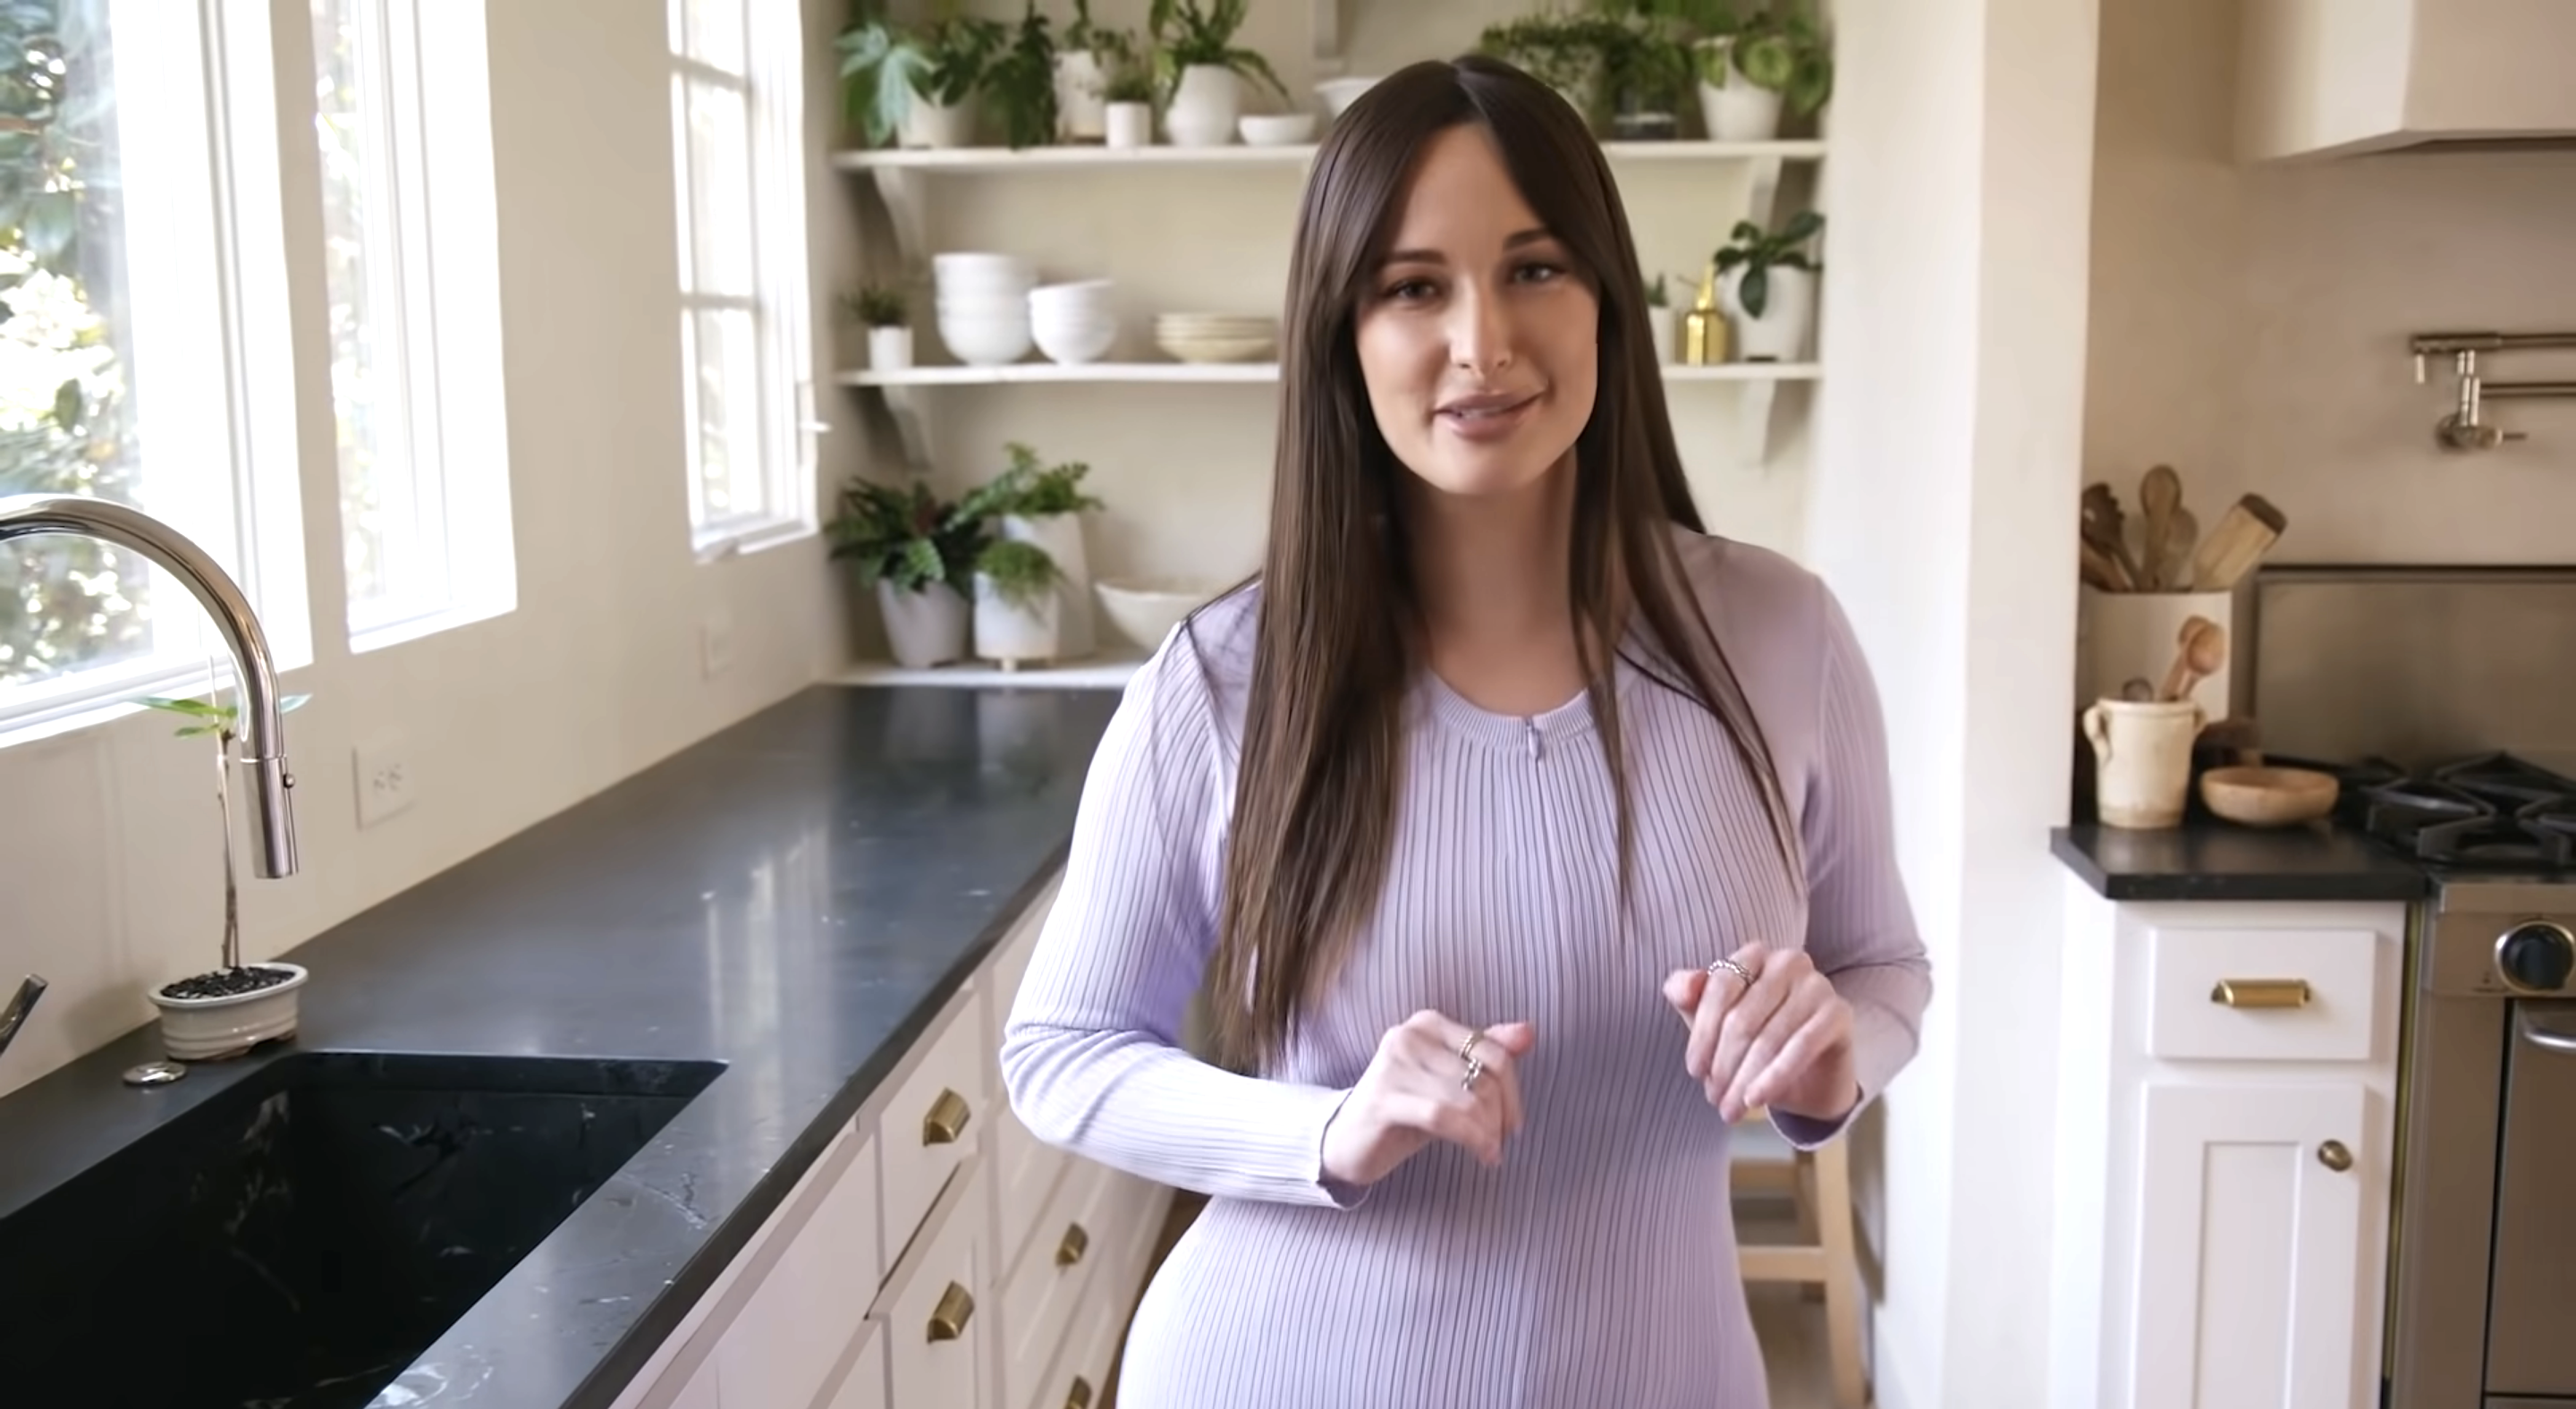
[971,539,1063,666]
[1477,13,1624,130]
[835,1,1006,149]
[827,477,986,668]
[981,4,1059,151]
[135,689,316,1060]
[842,284,912,370]
[1148,0,1284,148]
[1714,208,1823,361]
[1055,0,1139,142]
[1694,0,1831,139]
[960,442,1105,658]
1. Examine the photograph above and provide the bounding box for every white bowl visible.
[938,318,1032,366]
[933,251,1035,286]
[1034,320,1116,365]
[1240,113,1317,146]
[1316,76,1382,118]
[938,293,1031,317]
[1097,577,1224,650]
[1030,278,1113,306]
[148,962,309,1061]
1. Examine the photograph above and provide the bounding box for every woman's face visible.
[1353,123,1600,501]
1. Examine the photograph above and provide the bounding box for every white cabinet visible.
[2050,881,2403,1409]
[2237,0,2576,160]
[603,873,1172,1409]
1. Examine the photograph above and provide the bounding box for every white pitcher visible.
[2082,698,2205,828]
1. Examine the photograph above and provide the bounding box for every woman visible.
[1000,54,1930,1408]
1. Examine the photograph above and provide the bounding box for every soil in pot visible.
[159,964,299,1001]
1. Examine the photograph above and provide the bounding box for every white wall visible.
[2086,0,2576,564]
[0,0,846,1101]
[1809,2,2098,1407]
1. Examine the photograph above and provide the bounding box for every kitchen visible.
[1,1,2572,1408]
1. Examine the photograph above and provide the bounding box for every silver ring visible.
[1461,1056,1486,1091]
[1706,957,1755,988]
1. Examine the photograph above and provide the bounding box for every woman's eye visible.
[1516,261,1566,284]
[1384,278,1437,301]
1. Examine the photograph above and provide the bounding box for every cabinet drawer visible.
[1000,1156,1114,1409]
[716,1121,881,1409]
[879,991,986,1269]
[818,1320,887,1409]
[996,1101,1071,1275]
[1025,1265,1131,1409]
[985,882,1058,1099]
[2145,924,2381,1063]
[876,1159,987,1409]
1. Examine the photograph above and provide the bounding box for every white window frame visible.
[312,0,516,654]
[0,0,311,745]
[668,0,819,559]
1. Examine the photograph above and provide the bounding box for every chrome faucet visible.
[0,975,43,1063]
[0,494,300,878]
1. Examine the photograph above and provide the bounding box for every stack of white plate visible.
[933,252,1035,367]
[1029,280,1117,365]
[1153,312,1276,364]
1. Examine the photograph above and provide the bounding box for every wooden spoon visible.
[2158,615,2227,704]
[2160,502,2199,594]
[2139,464,2182,592]
[2080,483,2143,590]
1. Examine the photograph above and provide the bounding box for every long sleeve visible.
[998,632,1358,1208]
[1771,582,1935,1149]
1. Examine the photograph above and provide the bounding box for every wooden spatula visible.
[2189,494,2286,591]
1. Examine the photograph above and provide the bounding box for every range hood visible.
[2236,0,2576,161]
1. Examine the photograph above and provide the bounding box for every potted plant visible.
[1644,271,1677,364]
[1055,0,1137,143]
[1597,7,1695,140]
[835,1,1004,150]
[1478,13,1623,132]
[842,284,912,372]
[1714,208,1823,361]
[1103,64,1157,148]
[826,477,986,668]
[973,539,1063,666]
[135,689,315,1062]
[1148,0,1284,148]
[958,441,1106,658]
[982,3,1059,151]
[1696,0,1832,140]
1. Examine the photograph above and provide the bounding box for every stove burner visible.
[2290,751,2576,872]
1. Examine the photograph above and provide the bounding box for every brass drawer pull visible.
[1055,1221,1089,1267]
[927,1280,975,1341]
[922,1088,971,1145]
[2317,1139,2353,1173]
[1064,1375,1094,1409]
[2209,978,2311,1009]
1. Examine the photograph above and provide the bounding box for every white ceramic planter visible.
[1001,512,1095,659]
[150,963,309,1062]
[1165,65,1240,148]
[1055,51,1108,142]
[1105,101,1153,149]
[900,96,977,149]
[1720,264,1818,362]
[975,575,1062,666]
[877,579,969,669]
[868,325,912,372]
[1648,305,1678,365]
[1695,41,1784,141]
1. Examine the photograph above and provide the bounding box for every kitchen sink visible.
[0,1050,723,1409]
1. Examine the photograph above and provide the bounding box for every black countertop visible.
[0,683,1121,1409]
[2051,820,2430,902]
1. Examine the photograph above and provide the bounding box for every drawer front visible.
[819,1321,887,1409]
[882,1160,987,1409]
[880,992,987,1269]
[2145,924,2383,1063]
[996,1101,1071,1275]
[1025,1269,1131,1409]
[1000,1156,1113,1409]
[716,1123,882,1409]
[985,881,1059,1098]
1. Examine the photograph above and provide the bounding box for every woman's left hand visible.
[1660,944,1858,1125]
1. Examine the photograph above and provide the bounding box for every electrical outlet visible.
[699,609,735,679]
[354,735,415,828]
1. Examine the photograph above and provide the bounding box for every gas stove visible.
[2267,751,2576,879]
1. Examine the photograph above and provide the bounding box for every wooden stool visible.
[1733,1113,1867,1408]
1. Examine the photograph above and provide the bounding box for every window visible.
[668,0,817,556]
[309,0,514,649]
[0,0,308,735]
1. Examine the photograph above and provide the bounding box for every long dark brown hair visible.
[1205,55,1804,1072]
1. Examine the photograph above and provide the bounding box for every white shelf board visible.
[837,361,1821,388]
[827,656,1146,690]
[832,139,1826,174]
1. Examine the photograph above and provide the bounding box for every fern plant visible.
[1147,0,1284,102]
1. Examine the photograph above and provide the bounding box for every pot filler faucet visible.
[0,493,302,1068]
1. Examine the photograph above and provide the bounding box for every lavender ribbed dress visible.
[1000,528,1932,1408]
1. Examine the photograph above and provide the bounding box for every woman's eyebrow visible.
[1380,228,1555,267]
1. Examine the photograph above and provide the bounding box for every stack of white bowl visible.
[933,252,1035,367]
[1153,312,1277,364]
[1028,280,1117,365]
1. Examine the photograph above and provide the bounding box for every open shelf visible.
[827,655,1146,691]
[835,361,1819,388]
[830,139,1827,174]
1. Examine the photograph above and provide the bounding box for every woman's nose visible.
[1447,285,1513,374]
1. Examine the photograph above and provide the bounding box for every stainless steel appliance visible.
[2250,567,2576,1409]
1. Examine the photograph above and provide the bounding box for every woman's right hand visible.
[1319,1011,1537,1187]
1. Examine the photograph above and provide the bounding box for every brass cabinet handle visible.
[2210,978,2311,1009]
[2317,1139,2353,1173]
[1055,1221,1089,1268]
[1064,1375,1094,1409]
[922,1087,971,1146]
[927,1280,975,1342]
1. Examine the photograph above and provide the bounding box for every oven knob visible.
[2497,922,2576,993]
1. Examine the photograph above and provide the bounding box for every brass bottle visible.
[1680,260,1727,366]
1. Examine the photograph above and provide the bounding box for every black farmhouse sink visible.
[0,1050,722,1409]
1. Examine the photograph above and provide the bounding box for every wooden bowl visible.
[2200,765,2339,828]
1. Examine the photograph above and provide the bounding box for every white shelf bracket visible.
[1311,0,1344,72]
[871,165,928,279]
[1743,153,1786,234]
[879,381,931,467]
[1732,378,1781,470]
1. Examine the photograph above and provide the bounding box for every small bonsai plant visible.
[981,3,1059,150]
[835,0,1006,148]
[137,689,313,999]
[1713,208,1822,318]
[826,477,984,595]
[1147,0,1285,103]
[841,285,908,328]
[976,538,1061,611]
[1709,0,1832,116]
[1104,64,1157,106]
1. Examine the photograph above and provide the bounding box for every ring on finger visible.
[1706,956,1755,988]
[1461,1056,1486,1091]
[1459,1027,1487,1063]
